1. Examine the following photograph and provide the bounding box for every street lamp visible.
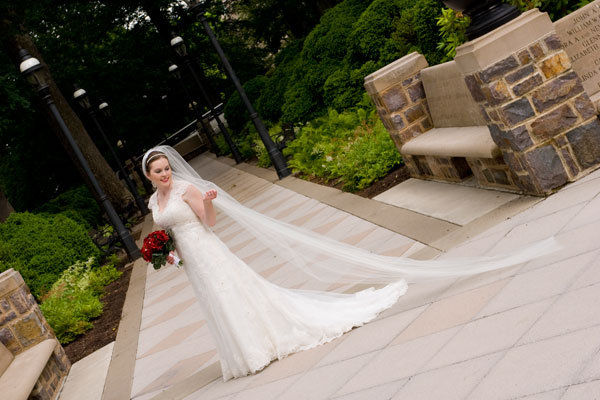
[168,63,220,155]
[98,101,154,195]
[169,36,242,163]
[73,86,150,215]
[185,1,291,179]
[18,49,141,260]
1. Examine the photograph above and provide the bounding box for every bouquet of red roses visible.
[141,230,182,270]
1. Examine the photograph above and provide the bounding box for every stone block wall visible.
[466,156,519,190]
[0,269,70,400]
[365,53,477,183]
[464,32,600,194]
[403,154,472,182]
[370,70,433,152]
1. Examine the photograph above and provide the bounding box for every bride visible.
[142,145,557,381]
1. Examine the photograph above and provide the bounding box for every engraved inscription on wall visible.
[555,0,600,97]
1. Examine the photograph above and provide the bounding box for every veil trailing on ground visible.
[142,145,559,285]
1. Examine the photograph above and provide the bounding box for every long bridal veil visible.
[142,145,559,285]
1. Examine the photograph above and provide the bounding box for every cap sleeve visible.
[172,179,194,199]
[148,192,157,210]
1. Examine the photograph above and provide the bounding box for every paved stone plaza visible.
[62,153,600,400]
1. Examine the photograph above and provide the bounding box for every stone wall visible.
[555,0,600,108]
[463,32,600,194]
[0,269,70,400]
[364,53,433,176]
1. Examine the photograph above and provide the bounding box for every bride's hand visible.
[203,189,217,201]
[167,251,175,264]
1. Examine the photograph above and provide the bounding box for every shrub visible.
[36,185,103,229]
[257,40,304,123]
[284,101,402,191]
[0,212,100,298]
[437,8,471,62]
[346,0,445,66]
[506,0,592,20]
[40,257,122,343]
[280,0,372,123]
[223,76,267,134]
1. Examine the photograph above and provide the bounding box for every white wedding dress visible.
[149,179,408,380]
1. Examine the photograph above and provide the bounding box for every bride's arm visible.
[182,185,218,226]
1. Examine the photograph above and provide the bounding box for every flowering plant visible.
[141,230,182,269]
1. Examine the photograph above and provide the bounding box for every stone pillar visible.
[0,269,70,400]
[456,9,600,195]
[364,52,434,177]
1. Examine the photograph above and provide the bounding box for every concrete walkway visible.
[64,153,600,400]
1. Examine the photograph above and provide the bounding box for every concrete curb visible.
[101,215,154,400]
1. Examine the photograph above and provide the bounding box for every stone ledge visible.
[401,127,501,159]
[0,338,57,400]
[0,270,24,298]
[455,9,555,74]
[364,52,429,94]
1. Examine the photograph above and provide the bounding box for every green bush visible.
[0,212,100,298]
[36,185,103,229]
[213,125,259,160]
[506,0,593,20]
[280,0,372,123]
[257,40,304,123]
[437,8,471,62]
[40,257,122,343]
[346,0,445,66]
[284,100,402,191]
[223,76,267,134]
[252,124,287,168]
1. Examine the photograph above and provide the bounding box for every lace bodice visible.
[149,179,200,229]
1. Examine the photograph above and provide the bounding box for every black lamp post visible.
[169,36,242,163]
[73,86,150,215]
[98,101,154,195]
[168,63,220,155]
[442,0,520,40]
[18,49,141,260]
[185,1,291,179]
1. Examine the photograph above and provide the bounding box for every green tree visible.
[0,1,137,212]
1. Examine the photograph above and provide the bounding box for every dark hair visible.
[144,151,168,173]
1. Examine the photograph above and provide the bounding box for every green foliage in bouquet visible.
[40,257,122,343]
[0,212,100,298]
[151,232,176,270]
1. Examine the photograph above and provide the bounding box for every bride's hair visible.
[144,151,168,173]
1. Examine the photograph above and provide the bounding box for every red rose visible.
[141,230,179,269]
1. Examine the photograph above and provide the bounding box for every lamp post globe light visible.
[18,49,141,260]
[73,86,150,215]
[168,63,220,155]
[184,1,291,179]
[98,101,154,195]
[169,36,242,163]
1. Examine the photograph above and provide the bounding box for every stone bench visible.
[365,53,518,190]
[0,269,70,400]
[0,339,57,400]
[366,9,600,196]
[401,126,501,158]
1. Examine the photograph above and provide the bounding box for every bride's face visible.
[147,157,172,190]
